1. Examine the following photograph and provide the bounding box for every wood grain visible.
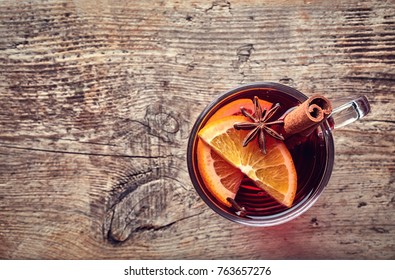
[0,0,394,259]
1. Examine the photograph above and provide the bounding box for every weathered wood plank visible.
[0,0,394,259]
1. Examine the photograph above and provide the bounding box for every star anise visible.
[233,96,284,154]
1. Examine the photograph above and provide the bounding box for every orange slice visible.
[197,140,244,206]
[198,115,297,207]
[196,98,272,207]
[208,98,272,124]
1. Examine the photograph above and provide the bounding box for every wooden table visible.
[0,0,394,259]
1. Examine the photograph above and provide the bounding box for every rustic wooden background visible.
[0,0,394,259]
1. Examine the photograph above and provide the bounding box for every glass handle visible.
[329,96,371,130]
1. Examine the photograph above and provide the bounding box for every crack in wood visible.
[369,227,390,234]
[133,212,204,233]
[367,119,395,124]
[205,0,232,13]
[60,138,117,146]
[235,44,254,67]
[0,143,173,159]
[232,44,254,82]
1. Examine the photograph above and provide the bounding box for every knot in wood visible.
[145,103,181,143]
[155,112,179,134]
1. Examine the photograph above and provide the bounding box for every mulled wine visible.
[187,82,338,226]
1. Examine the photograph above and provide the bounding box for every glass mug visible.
[187,82,370,226]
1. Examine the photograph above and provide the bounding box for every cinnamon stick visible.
[283,94,332,138]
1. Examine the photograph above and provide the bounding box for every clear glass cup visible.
[187,82,370,226]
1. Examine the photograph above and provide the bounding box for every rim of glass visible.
[187,82,335,226]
